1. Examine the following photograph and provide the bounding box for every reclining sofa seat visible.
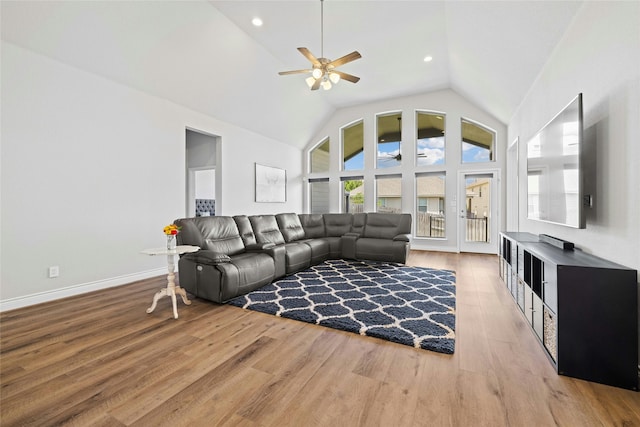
[351,213,412,263]
[174,216,276,303]
[248,214,311,275]
[276,213,330,265]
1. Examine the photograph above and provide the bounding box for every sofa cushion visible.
[300,238,330,264]
[355,238,409,264]
[323,236,343,259]
[249,215,286,245]
[351,213,366,234]
[276,213,306,242]
[298,214,325,238]
[233,215,257,246]
[363,213,412,240]
[323,213,353,237]
[175,216,245,256]
[282,242,311,274]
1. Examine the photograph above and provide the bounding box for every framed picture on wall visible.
[255,163,286,203]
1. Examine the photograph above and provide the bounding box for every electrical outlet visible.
[48,266,59,278]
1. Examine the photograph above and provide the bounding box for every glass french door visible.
[458,171,499,254]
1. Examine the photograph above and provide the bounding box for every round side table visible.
[141,245,199,319]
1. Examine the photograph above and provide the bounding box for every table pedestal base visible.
[146,283,191,319]
[146,254,191,319]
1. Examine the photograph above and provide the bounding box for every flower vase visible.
[167,234,177,251]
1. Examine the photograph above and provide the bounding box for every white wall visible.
[509,1,640,273]
[304,89,507,253]
[0,41,302,309]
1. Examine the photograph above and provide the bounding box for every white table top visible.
[141,245,200,256]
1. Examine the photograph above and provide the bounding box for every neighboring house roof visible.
[350,177,491,198]
[349,176,446,198]
[348,184,364,196]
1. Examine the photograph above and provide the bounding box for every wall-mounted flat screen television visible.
[527,93,585,228]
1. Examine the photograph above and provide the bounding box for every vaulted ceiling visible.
[1,1,583,149]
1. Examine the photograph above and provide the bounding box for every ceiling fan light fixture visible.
[329,72,340,84]
[305,76,316,88]
[321,80,332,90]
[312,68,323,79]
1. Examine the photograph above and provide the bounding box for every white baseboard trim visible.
[410,242,459,253]
[0,268,166,312]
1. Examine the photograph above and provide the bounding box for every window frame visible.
[415,172,447,240]
[461,117,497,164]
[309,137,331,174]
[341,119,365,172]
[416,110,446,167]
[375,174,402,213]
[376,111,402,169]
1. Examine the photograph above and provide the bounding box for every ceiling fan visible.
[379,117,403,163]
[378,117,430,163]
[278,0,361,91]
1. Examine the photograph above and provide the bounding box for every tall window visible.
[461,119,495,163]
[342,120,364,171]
[416,173,446,238]
[416,111,445,166]
[377,112,402,168]
[342,177,364,213]
[376,175,402,213]
[309,179,330,214]
[310,138,330,173]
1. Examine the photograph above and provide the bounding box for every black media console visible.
[499,232,638,391]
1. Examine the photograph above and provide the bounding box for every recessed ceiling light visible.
[252,17,263,27]
[424,56,433,62]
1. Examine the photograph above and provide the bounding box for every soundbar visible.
[539,234,575,250]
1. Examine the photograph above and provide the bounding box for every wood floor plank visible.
[1,251,639,427]
[127,337,277,426]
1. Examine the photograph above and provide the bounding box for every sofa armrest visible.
[245,242,276,252]
[343,232,361,238]
[261,244,286,278]
[182,250,231,266]
[393,234,410,242]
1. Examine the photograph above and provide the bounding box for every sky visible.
[344,136,490,169]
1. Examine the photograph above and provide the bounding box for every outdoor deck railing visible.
[345,208,488,242]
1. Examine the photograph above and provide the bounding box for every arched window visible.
[461,118,495,163]
[342,120,364,171]
[310,137,330,173]
[416,111,445,166]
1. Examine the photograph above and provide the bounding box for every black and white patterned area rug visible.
[227,259,456,354]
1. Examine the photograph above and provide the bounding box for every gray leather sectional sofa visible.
[174,212,411,303]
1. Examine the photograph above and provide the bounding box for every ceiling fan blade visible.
[278,69,312,75]
[298,47,321,66]
[333,70,360,83]
[328,51,361,68]
[311,78,322,91]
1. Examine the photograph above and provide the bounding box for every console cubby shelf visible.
[499,232,639,391]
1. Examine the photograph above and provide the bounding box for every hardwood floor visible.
[1,251,639,426]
